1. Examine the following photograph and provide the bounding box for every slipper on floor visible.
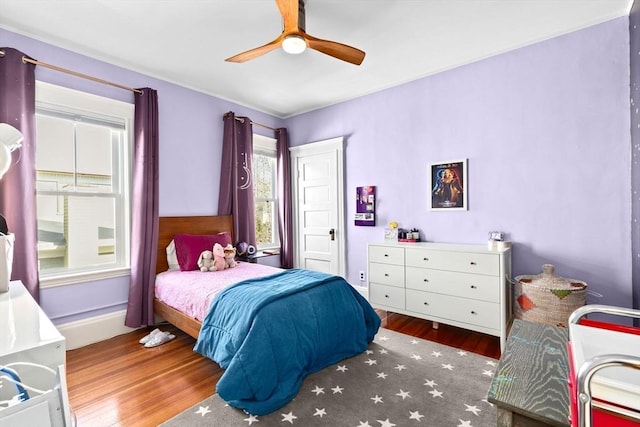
[144,331,176,348]
[139,328,162,344]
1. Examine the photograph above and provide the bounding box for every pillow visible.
[173,232,232,271]
[166,240,180,271]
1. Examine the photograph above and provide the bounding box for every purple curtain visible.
[218,112,256,246]
[125,88,159,327]
[276,128,294,268]
[0,48,39,301]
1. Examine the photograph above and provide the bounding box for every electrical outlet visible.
[359,271,366,281]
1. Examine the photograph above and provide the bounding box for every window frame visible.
[252,134,280,251]
[35,81,134,288]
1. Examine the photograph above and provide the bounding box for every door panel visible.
[291,137,345,276]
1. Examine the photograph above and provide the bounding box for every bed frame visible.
[153,215,234,339]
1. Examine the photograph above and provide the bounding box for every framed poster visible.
[429,159,467,211]
[355,185,376,226]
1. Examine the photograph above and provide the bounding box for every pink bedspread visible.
[155,261,282,321]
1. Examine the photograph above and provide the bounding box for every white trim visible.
[56,309,138,350]
[40,267,130,288]
[350,283,369,300]
[35,81,134,285]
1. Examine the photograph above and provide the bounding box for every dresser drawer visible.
[369,284,405,309]
[405,289,500,330]
[369,262,404,287]
[405,248,499,276]
[368,245,404,265]
[405,267,499,302]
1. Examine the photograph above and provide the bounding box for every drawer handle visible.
[423,257,429,261]
[384,273,389,277]
[470,261,477,266]
[423,301,429,306]
[470,310,477,315]
[384,254,389,257]
[423,278,429,283]
[470,285,477,289]
[384,294,389,298]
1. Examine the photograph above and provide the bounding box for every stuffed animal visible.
[223,244,237,268]
[212,243,226,271]
[197,250,216,272]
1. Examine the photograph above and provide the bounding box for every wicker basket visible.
[513,264,587,327]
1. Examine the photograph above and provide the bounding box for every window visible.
[253,134,279,250]
[35,82,133,287]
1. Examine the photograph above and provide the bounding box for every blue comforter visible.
[193,269,380,415]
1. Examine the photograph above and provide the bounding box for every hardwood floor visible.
[65,311,501,426]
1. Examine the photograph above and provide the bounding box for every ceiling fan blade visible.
[275,0,302,32]
[306,34,365,65]
[225,36,284,63]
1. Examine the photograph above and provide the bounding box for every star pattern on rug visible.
[281,411,297,423]
[313,408,327,417]
[176,329,498,427]
[409,410,424,421]
[243,414,258,425]
[195,405,211,417]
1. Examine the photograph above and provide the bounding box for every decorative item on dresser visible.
[367,241,512,352]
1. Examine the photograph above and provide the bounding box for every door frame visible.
[289,136,346,277]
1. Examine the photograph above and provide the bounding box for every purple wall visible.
[287,18,633,309]
[1,13,635,324]
[1,28,283,324]
[630,0,640,316]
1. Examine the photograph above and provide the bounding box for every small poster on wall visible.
[355,186,376,226]
[429,159,468,211]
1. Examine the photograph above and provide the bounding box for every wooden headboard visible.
[156,215,234,274]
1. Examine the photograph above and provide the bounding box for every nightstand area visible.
[0,280,72,426]
[237,250,279,263]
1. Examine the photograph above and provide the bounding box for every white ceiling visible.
[0,0,633,118]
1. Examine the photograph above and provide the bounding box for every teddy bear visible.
[212,243,227,271]
[223,244,237,269]
[197,250,216,272]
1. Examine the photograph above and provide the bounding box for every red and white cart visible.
[567,305,640,427]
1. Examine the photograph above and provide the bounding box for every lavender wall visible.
[287,18,633,309]
[1,28,283,324]
[630,0,640,315]
[1,13,634,325]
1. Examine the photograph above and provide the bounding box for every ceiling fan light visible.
[282,35,306,55]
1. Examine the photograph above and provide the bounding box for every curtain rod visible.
[0,49,143,95]
[234,116,279,132]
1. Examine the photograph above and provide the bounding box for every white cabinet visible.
[0,280,70,426]
[368,242,512,351]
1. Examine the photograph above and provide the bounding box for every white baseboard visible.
[56,310,138,350]
[350,283,369,300]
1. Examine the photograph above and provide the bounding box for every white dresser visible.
[368,242,512,351]
[0,281,71,426]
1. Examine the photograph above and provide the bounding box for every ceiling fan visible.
[225,0,365,65]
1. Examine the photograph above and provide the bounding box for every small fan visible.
[226,0,365,65]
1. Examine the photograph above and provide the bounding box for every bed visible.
[153,215,381,415]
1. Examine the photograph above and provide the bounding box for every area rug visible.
[161,328,498,426]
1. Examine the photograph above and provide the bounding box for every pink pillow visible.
[173,232,232,271]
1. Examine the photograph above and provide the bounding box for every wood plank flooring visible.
[65,311,500,426]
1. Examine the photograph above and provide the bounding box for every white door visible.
[290,137,345,276]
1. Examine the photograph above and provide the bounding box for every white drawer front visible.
[369,245,404,265]
[405,289,500,330]
[405,248,499,276]
[369,262,404,287]
[369,284,405,309]
[405,267,499,302]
